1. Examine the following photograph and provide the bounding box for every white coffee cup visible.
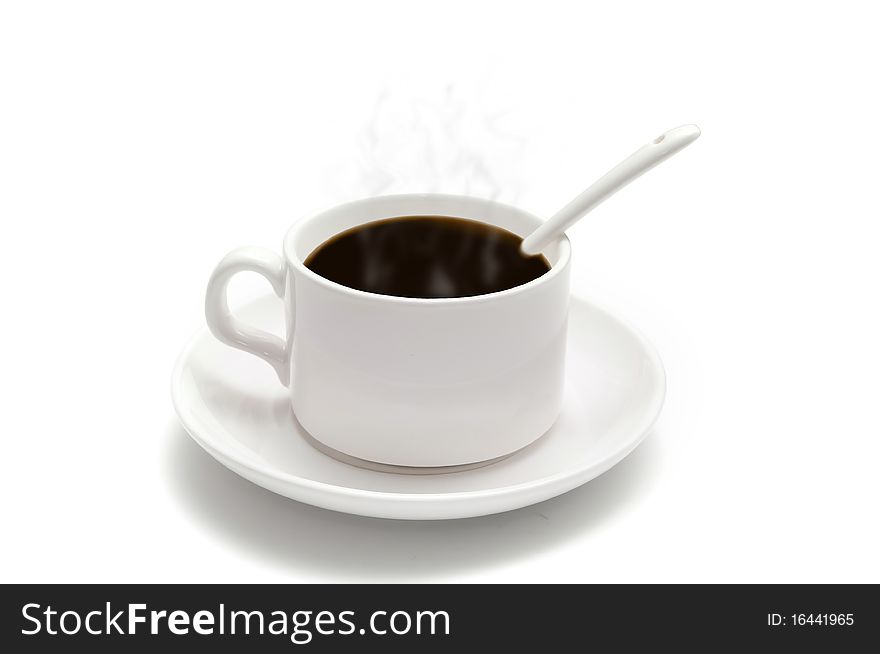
[205,194,571,468]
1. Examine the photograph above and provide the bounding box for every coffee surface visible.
[304,216,550,299]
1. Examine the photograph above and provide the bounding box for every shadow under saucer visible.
[163,420,662,580]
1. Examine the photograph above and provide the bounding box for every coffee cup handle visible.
[204,246,290,386]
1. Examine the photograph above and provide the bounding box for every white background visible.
[2,1,879,583]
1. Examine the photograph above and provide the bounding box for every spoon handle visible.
[520,124,701,255]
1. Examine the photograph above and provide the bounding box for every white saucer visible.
[171,294,665,520]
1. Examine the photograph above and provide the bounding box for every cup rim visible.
[282,193,571,305]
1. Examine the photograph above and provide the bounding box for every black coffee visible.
[304,216,551,299]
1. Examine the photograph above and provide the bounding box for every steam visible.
[318,84,536,298]
[323,84,527,203]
